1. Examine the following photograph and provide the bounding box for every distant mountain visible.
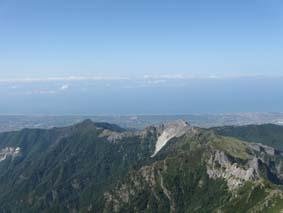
[0,120,283,212]
[1,112,283,133]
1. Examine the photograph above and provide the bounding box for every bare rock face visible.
[248,143,276,156]
[99,129,127,143]
[0,147,21,162]
[206,151,260,191]
[151,120,195,157]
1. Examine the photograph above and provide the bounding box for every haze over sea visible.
[0,0,282,115]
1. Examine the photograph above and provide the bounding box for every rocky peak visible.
[75,119,125,133]
[74,119,95,129]
[156,119,191,133]
[151,120,195,157]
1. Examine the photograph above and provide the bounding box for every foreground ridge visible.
[0,120,283,212]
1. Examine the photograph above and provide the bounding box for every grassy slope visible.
[212,124,283,150]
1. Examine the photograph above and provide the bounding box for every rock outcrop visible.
[0,147,21,162]
[206,151,260,190]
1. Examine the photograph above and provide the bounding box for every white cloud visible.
[25,90,57,95]
[143,72,280,80]
[143,73,194,80]
[60,84,69,90]
[0,76,130,83]
[24,84,70,95]
[0,73,280,84]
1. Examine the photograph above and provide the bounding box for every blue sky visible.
[0,0,282,78]
[0,0,282,114]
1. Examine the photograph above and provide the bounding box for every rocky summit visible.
[0,120,283,212]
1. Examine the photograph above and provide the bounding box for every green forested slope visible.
[0,121,283,212]
[212,124,283,150]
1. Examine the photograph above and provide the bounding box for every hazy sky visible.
[0,0,282,115]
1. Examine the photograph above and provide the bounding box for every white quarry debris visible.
[0,147,21,162]
[151,120,194,157]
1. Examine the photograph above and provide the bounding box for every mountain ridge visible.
[0,120,283,212]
